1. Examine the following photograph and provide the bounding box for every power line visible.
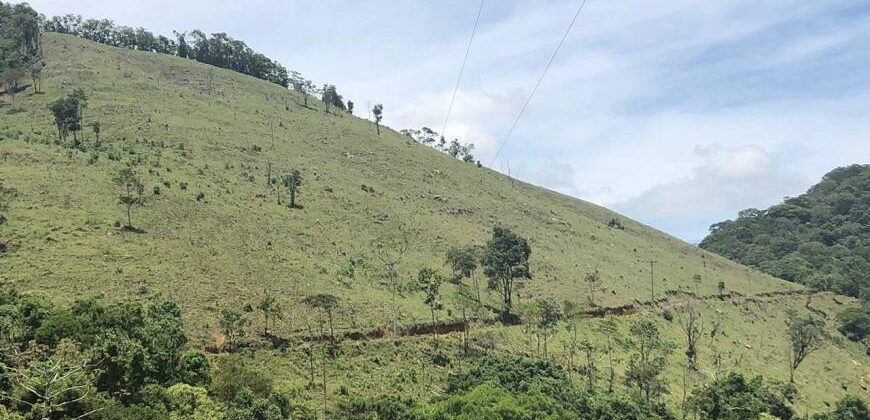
[490,0,590,165]
[441,0,485,140]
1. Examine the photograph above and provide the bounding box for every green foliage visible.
[812,395,870,420]
[836,305,870,342]
[424,382,572,420]
[219,308,249,350]
[447,354,571,399]
[48,89,88,142]
[114,166,145,228]
[43,15,290,86]
[178,349,212,387]
[688,372,795,420]
[210,355,273,403]
[445,246,477,284]
[786,311,826,382]
[0,2,42,97]
[331,395,420,420]
[482,226,532,323]
[701,164,870,297]
[624,320,675,403]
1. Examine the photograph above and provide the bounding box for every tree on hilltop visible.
[372,104,383,135]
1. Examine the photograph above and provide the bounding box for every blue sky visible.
[30,0,870,242]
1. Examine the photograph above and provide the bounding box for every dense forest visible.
[701,164,870,299]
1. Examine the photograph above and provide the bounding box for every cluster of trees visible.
[333,341,867,419]
[47,88,88,144]
[0,2,44,98]
[41,14,291,87]
[0,290,299,419]
[401,127,477,163]
[701,164,869,299]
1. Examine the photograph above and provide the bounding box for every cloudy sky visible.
[31,0,870,242]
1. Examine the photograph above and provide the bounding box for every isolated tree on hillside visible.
[446,246,477,286]
[282,170,302,209]
[625,320,675,403]
[28,57,44,94]
[321,84,333,113]
[302,294,340,344]
[678,299,704,370]
[372,103,383,135]
[219,308,249,351]
[418,267,443,340]
[346,100,354,115]
[786,311,825,382]
[482,226,532,323]
[257,291,283,336]
[114,166,145,230]
[90,121,101,143]
[585,269,602,307]
[48,90,87,143]
[535,297,562,358]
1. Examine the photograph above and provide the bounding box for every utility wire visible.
[490,0,589,165]
[441,0,485,140]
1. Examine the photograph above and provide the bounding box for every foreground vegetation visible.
[2,291,866,419]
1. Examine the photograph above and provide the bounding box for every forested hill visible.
[700,164,870,298]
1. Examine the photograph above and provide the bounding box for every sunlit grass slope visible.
[0,33,867,414]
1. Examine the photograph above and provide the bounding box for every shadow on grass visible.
[121,225,146,234]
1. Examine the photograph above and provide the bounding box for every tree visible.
[418,268,443,340]
[836,305,870,342]
[113,166,145,230]
[257,291,283,336]
[282,170,302,209]
[689,372,795,420]
[446,246,477,285]
[302,294,339,344]
[535,298,561,359]
[677,300,704,370]
[27,57,44,94]
[624,320,675,403]
[0,340,101,420]
[346,100,354,115]
[219,308,249,351]
[786,311,825,382]
[48,90,87,143]
[585,270,601,307]
[481,227,532,323]
[372,104,383,135]
[90,122,101,143]
[812,395,869,420]
[718,281,726,299]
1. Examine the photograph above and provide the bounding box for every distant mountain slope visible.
[701,165,869,298]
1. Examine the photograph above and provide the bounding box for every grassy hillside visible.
[0,33,867,415]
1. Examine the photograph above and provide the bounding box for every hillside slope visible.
[0,34,867,414]
[0,34,802,331]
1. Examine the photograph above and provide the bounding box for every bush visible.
[836,306,870,342]
[178,349,212,386]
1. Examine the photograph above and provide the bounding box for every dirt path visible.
[211,287,823,353]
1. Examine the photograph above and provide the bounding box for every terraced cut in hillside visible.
[0,34,867,415]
